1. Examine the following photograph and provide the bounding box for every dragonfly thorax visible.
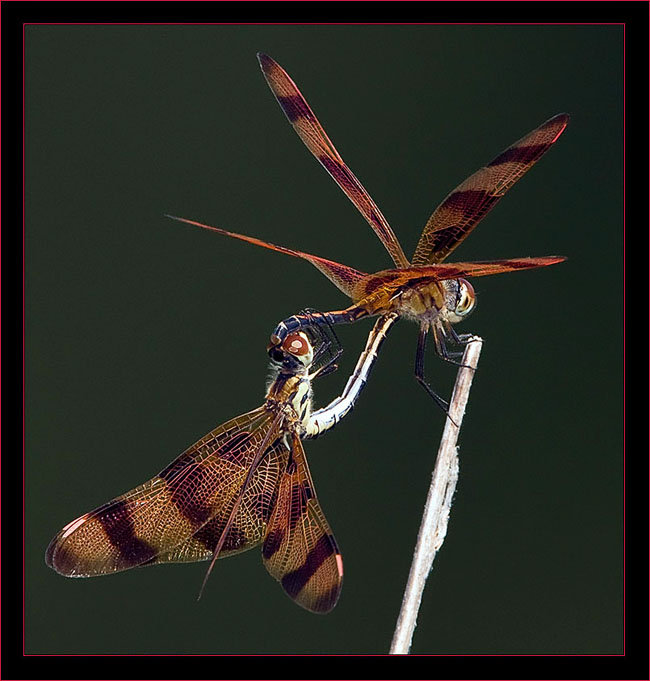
[396,278,475,325]
[264,373,314,428]
[266,333,316,429]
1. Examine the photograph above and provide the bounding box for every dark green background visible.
[26,24,623,655]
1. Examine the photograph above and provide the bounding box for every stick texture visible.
[389,336,483,655]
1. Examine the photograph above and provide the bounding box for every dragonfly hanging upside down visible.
[167,53,568,410]
[46,314,397,613]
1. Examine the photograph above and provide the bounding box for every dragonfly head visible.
[444,278,476,324]
[267,309,342,377]
[268,332,314,374]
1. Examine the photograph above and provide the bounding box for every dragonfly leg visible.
[414,325,452,415]
[300,310,345,378]
[445,324,474,346]
[294,310,334,365]
[433,323,472,368]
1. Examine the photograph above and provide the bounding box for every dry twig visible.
[389,336,483,655]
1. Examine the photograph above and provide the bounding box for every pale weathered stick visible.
[389,336,483,655]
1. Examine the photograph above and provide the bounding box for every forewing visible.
[414,256,567,280]
[258,53,409,269]
[45,407,282,576]
[262,433,343,614]
[411,113,570,266]
[151,441,289,564]
[166,214,367,300]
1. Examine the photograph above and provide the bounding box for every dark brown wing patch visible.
[258,53,409,269]
[406,256,567,281]
[262,433,343,613]
[151,442,288,565]
[411,113,569,266]
[45,408,279,576]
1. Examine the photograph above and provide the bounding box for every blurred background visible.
[25,24,623,655]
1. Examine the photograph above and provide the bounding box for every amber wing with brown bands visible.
[361,257,568,288]
[262,433,343,613]
[411,113,570,266]
[151,441,289,564]
[257,52,410,269]
[45,407,283,576]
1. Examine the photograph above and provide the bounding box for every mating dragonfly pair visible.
[46,54,568,613]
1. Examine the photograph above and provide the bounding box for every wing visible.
[409,256,567,281]
[261,432,343,614]
[258,53,410,269]
[166,214,367,300]
[411,113,570,266]
[150,440,289,565]
[45,407,284,576]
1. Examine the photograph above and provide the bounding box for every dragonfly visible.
[46,313,397,613]
[167,53,568,410]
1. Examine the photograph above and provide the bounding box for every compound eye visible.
[455,279,476,316]
[282,333,311,357]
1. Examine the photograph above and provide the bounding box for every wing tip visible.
[547,112,570,142]
[45,535,80,577]
[515,255,568,267]
[44,538,57,569]
[257,52,274,71]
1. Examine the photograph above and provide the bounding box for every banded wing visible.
[262,432,343,614]
[166,214,368,299]
[46,407,284,577]
[151,441,289,565]
[411,113,570,266]
[400,256,567,282]
[258,53,410,269]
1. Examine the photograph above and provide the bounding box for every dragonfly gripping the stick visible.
[168,53,568,412]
